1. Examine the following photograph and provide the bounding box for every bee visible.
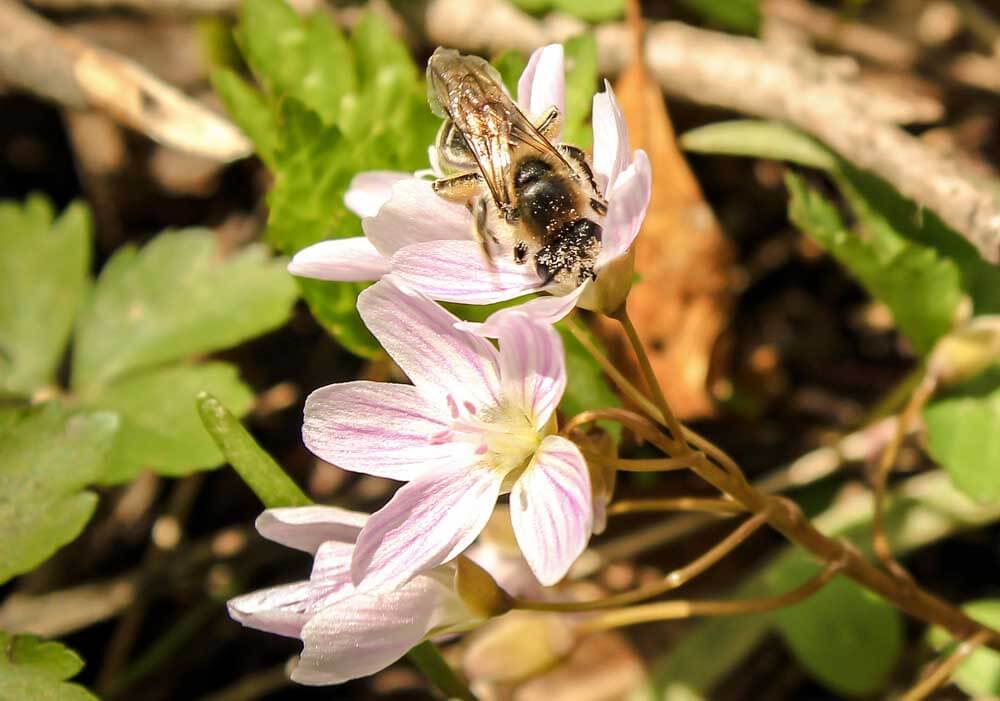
[426,48,608,292]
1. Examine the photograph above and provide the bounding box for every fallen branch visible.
[417,0,1000,264]
[0,0,250,162]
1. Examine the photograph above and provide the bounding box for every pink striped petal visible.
[344,171,411,218]
[495,318,566,431]
[598,150,652,267]
[363,179,471,257]
[351,466,503,592]
[592,82,630,194]
[287,237,390,282]
[510,435,592,586]
[457,282,588,337]
[293,571,466,685]
[517,44,565,122]
[255,506,367,554]
[228,581,314,638]
[357,278,502,408]
[303,380,464,481]
[391,240,543,304]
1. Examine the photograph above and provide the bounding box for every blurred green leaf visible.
[197,392,310,509]
[0,632,97,701]
[0,196,91,397]
[492,49,528,96]
[681,120,837,170]
[676,0,761,34]
[210,68,278,167]
[928,599,1000,697]
[770,560,903,696]
[552,0,623,22]
[0,405,117,584]
[924,367,1000,501]
[507,0,550,13]
[562,33,598,149]
[558,322,621,423]
[82,362,255,485]
[71,229,297,389]
[786,172,962,355]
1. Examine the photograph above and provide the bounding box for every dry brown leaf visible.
[592,22,736,420]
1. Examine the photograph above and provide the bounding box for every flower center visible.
[430,394,540,486]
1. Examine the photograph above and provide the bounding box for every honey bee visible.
[426,48,608,292]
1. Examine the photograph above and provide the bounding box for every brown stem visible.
[608,497,746,516]
[899,628,991,701]
[581,451,698,473]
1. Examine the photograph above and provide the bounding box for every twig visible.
[899,629,992,701]
[0,0,250,161]
[415,0,1000,264]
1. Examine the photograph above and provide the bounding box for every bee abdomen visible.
[534,218,602,286]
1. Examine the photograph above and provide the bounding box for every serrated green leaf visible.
[676,0,761,33]
[681,120,837,170]
[770,559,903,696]
[71,229,297,389]
[928,599,1000,697]
[210,68,278,168]
[492,50,528,97]
[197,392,310,508]
[81,362,255,484]
[0,196,91,397]
[552,0,623,22]
[562,33,597,150]
[0,405,118,584]
[786,172,962,355]
[924,367,1000,501]
[0,632,97,701]
[236,0,354,124]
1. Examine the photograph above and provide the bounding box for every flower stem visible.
[608,497,746,516]
[406,641,477,701]
[899,628,991,701]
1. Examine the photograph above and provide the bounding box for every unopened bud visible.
[927,315,1000,387]
[579,246,636,315]
[454,555,512,619]
[463,611,575,683]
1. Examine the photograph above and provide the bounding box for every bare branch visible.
[0,0,250,162]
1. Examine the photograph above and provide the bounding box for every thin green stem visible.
[406,641,477,701]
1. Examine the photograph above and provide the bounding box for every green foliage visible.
[924,367,1000,501]
[562,33,598,149]
[197,392,311,509]
[507,0,623,22]
[0,405,117,584]
[0,632,97,701]
[786,172,963,355]
[681,120,836,170]
[927,599,1000,697]
[557,322,621,438]
[676,0,761,34]
[770,559,903,696]
[214,1,440,357]
[0,196,90,397]
[492,50,528,96]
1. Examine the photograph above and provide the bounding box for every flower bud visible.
[454,555,513,619]
[579,246,636,315]
[927,315,1000,388]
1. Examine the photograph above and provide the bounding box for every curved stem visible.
[406,641,477,701]
[582,451,699,473]
[575,561,844,633]
[609,497,746,516]
[899,629,991,701]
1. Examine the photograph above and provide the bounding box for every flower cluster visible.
[229,43,650,685]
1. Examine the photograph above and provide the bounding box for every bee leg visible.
[559,144,607,213]
[432,171,484,203]
[472,197,499,267]
[535,106,562,140]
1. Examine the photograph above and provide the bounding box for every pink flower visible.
[288,44,652,315]
[227,506,488,685]
[303,276,593,588]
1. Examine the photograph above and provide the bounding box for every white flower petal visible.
[495,318,566,431]
[363,179,471,257]
[597,149,652,267]
[228,581,314,639]
[350,466,503,592]
[517,44,565,122]
[392,240,543,304]
[357,278,503,408]
[457,282,588,337]
[256,506,367,554]
[288,237,390,282]
[344,171,411,218]
[303,381,464,481]
[592,81,630,193]
[510,436,593,586]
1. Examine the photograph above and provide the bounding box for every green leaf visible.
[924,367,1000,501]
[770,559,903,696]
[72,229,297,389]
[786,172,962,355]
[552,0,623,22]
[676,0,761,34]
[562,33,598,150]
[82,362,255,484]
[210,68,278,168]
[681,120,837,171]
[196,392,310,508]
[0,405,118,584]
[928,599,1000,697]
[492,50,528,97]
[0,632,97,701]
[236,0,354,124]
[0,196,91,397]
[557,322,621,418]
[507,0,552,14]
